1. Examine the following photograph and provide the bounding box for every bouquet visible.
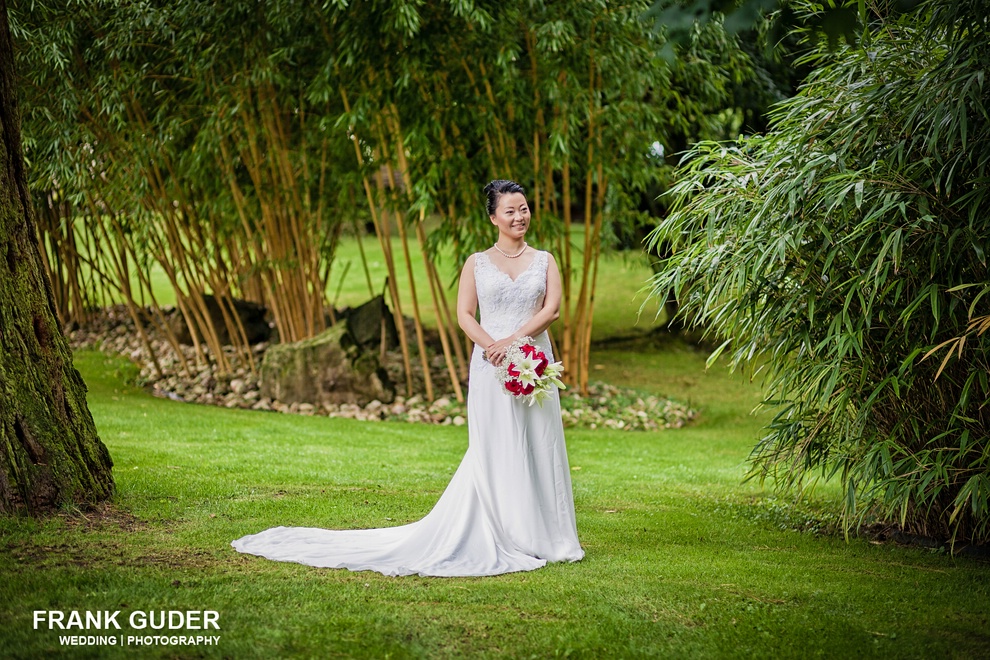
[490,337,566,406]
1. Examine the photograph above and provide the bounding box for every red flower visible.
[508,363,520,377]
[520,383,535,396]
[505,380,522,395]
[535,356,548,376]
[521,344,537,358]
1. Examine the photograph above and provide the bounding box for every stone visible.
[167,294,271,346]
[259,323,395,408]
[341,295,399,350]
[230,378,247,395]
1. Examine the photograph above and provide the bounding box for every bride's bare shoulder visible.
[461,252,483,274]
[542,251,560,276]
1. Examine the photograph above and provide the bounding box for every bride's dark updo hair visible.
[484,179,526,216]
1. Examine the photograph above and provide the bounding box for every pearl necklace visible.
[493,241,527,258]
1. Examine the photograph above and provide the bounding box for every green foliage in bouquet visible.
[647,0,990,544]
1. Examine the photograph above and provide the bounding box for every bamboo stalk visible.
[393,201,434,400]
[416,210,463,401]
[572,31,600,394]
[234,91,297,342]
[423,71,473,261]
[372,178,414,396]
[433,261,468,382]
[460,57,503,178]
[339,85,415,395]
[581,168,607,395]
[349,185,376,298]
[149,184,230,372]
[139,208,209,368]
[127,95,234,371]
[83,195,164,379]
[120,232,192,378]
[65,201,88,325]
[47,202,118,322]
[193,205,255,370]
[35,195,66,323]
[217,132,274,345]
[476,60,512,174]
[560,119,573,378]
[259,81,325,337]
[378,126,434,400]
[525,27,546,219]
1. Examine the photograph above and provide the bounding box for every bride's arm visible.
[484,254,562,365]
[457,254,497,351]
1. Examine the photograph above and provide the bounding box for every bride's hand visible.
[484,336,517,367]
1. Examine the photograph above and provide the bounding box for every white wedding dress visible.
[231,250,584,576]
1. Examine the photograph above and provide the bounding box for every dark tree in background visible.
[0,0,113,514]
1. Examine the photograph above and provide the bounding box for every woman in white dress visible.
[231,179,584,576]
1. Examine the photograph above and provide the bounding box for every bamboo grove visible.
[10,0,735,397]
[648,0,990,542]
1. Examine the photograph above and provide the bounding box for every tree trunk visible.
[0,1,114,514]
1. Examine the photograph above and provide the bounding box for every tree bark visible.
[0,1,114,514]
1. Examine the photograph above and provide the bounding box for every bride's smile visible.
[490,191,531,240]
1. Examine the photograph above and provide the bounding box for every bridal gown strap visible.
[231,249,584,577]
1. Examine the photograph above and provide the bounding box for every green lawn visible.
[1,344,987,658]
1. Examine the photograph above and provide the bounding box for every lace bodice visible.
[473,250,551,356]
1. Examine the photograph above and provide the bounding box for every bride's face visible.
[490,192,531,239]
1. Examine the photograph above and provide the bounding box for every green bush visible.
[648,0,990,544]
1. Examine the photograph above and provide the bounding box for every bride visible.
[231,179,584,576]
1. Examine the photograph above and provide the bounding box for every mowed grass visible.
[1,341,988,659]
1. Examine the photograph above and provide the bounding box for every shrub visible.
[647,0,990,544]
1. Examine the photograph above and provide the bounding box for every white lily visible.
[516,356,539,386]
[518,355,538,372]
[518,370,537,387]
[543,361,566,390]
[530,389,551,406]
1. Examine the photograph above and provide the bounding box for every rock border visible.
[69,306,697,430]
